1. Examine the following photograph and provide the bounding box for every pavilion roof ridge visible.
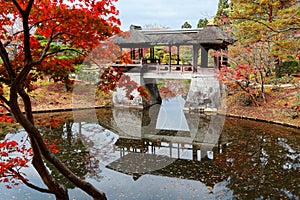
[111,25,235,49]
[140,28,205,34]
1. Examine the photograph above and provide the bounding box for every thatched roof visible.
[112,25,235,49]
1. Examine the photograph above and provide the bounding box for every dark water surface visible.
[0,105,299,200]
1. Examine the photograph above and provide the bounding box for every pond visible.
[0,99,299,199]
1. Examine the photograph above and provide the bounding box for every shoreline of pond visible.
[28,105,300,130]
[220,112,300,129]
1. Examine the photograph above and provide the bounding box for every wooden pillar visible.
[192,45,200,72]
[177,45,180,65]
[150,47,154,60]
[120,48,123,58]
[130,48,133,60]
[138,48,143,59]
[221,48,228,67]
[200,46,208,68]
[213,49,219,69]
[214,55,219,69]
[169,46,172,71]
[78,122,82,135]
[132,48,136,60]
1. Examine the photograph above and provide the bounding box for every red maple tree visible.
[0,0,120,199]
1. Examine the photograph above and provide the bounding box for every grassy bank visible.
[21,80,300,128]
[221,85,300,128]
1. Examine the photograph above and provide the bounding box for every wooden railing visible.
[111,59,217,74]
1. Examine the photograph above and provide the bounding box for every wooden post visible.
[130,48,133,60]
[169,46,171,72]
[192,45,200,73]
[177,45,180,65]
[138,48,143,59]
[200,46,208,68]
[150,47,154,60]
[132,48,136,60]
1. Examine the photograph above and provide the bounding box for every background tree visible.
[217,0,300,105]
[230,0,300,60]
[214,0,230,26]
[181,21,192,29]
[0,0,120,199]
[197,18,209,28]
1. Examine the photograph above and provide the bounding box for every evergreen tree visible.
[230,0,300,60]
[181,21,192,29]
[197,18,209,28]
[214,0,230,26]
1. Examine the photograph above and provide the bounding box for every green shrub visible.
[277,61,300,78]
[266,76,296,85]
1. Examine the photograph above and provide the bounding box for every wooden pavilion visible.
[111,24,235,73]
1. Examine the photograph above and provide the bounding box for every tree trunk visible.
[10,87,107,200]
[31,137,69,200]
[11,89,69,199]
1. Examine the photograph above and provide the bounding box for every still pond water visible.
[0,101,299,199]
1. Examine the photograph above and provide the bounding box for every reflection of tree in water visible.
[215,118,300,199]
[157,79,190,100]
[37,117,100,189]
[33,110,300,198]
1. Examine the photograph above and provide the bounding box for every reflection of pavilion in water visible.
[102,96,228,184]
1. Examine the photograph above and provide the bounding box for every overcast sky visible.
[115,0,219,30]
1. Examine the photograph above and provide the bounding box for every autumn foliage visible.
[0,0,120,91]
[214,0,300,109]
[0,139,32,189]
[0,0,121,199]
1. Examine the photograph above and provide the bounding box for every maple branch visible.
[19,89,34,124]
[0,104,11,113]
[12,0,24,13]
[5,17,65,44]
[0,40,15,80]
[13,88,70,199]
[44,48,85,58]
[0,95,10,111]
[35,30,68,64]
[12,63,33,91]
[44,48,103,68]
[9,83,106,199]
[21,178,52,194]
[13,0,35,66]
[25,0,35,15]
[10,93,107,199]
[8,169,51,194]
[36,32,60,64]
